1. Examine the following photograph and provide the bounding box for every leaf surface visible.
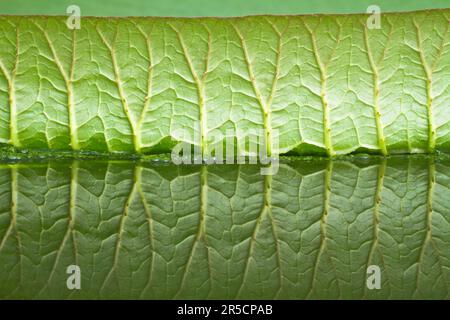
[0,10,449,156]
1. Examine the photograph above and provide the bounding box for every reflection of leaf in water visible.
[0,157,449,299]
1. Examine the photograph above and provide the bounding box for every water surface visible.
[0,156,449,299]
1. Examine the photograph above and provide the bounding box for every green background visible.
[0,0,448,16]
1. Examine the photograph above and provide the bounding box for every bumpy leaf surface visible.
[0,10,449,156]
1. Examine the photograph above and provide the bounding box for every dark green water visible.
[0,156,449,299]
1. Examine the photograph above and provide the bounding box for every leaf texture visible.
[0,10,450,156]
[0,157,449,299]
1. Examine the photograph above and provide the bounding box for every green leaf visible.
[0,157,449,299]
[0,10,450,156]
